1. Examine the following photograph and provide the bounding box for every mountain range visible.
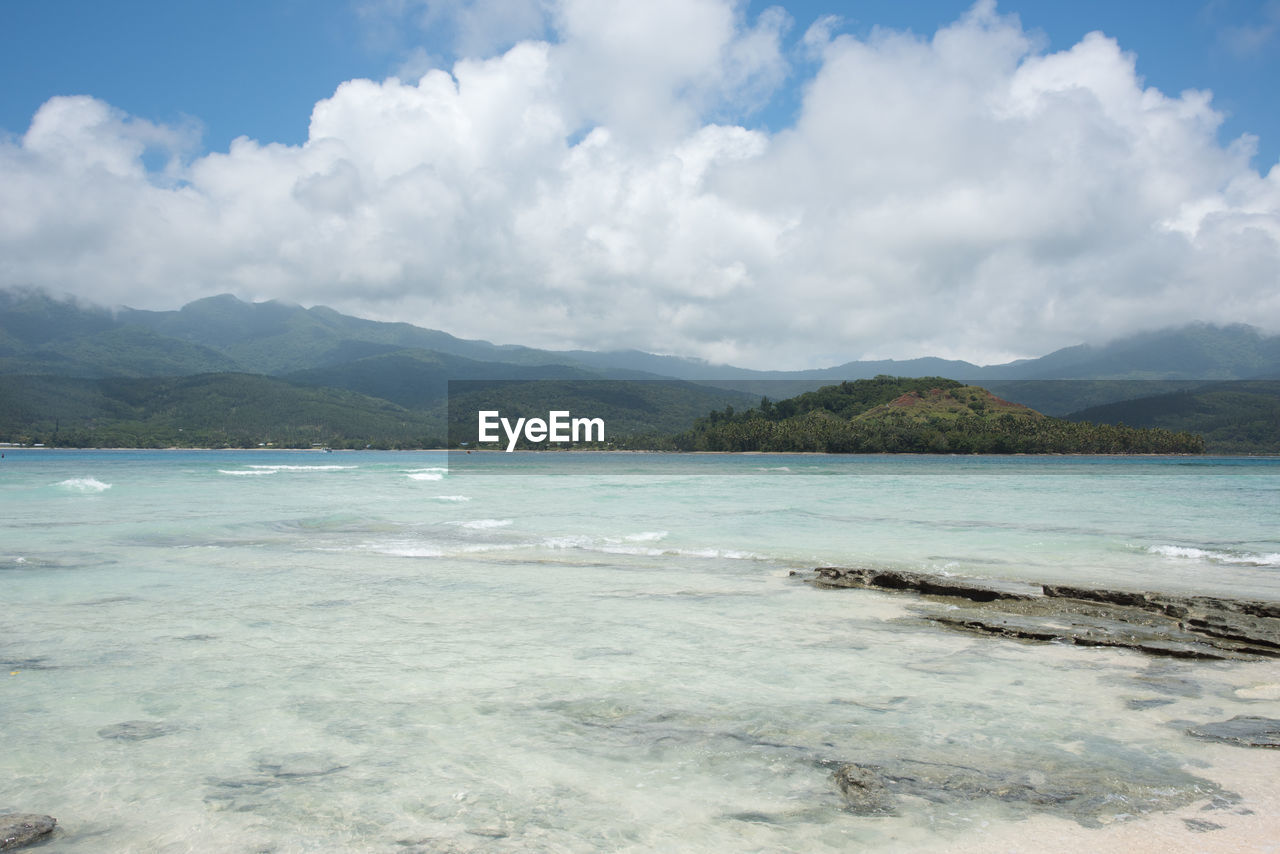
[2,288,1278,450]
[5,288,1280,383]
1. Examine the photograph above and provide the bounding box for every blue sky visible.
[4,1,1277,164]
[1,1,1278,366]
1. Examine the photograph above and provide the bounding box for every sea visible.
[2,449,1278,852]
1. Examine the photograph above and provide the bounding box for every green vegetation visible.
[655,377,1205,454]
[1066,381,1280,454]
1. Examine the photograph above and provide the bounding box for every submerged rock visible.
[1187,716,1280,748]
[829,750,1229,827]
[255,753,348,778]
[832,764,893,815]
[97,720,179,741]
[0,814,56,850]
[800,568,1280,660]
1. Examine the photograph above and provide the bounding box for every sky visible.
[1,0,1278,368]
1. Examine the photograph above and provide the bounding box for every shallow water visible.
[2,451,1278,851]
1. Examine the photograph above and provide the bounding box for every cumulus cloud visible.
[1,0,1278,367]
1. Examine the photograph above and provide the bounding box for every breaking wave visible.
[1147,544,1280,567]
[220,465,356,476]
[57,477,112,493]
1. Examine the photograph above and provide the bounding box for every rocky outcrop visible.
[796,568,1280,660]
[0,814,56,850]
[806,566,1035,602]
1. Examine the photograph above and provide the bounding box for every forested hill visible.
[662,378,1204,454]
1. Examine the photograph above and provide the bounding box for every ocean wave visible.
[433,495,471,502]
[541,534,762,560]
[246,464,357,472]
[624,531,669,542]
[370,545,445,558]
[406,471,444,481]
[56,477,112,493]
[1147,544,1280,567]
[359,541,522,558]
[448,519,513,529]
[219,469,275,476]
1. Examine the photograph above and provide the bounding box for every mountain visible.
[987,324,1280,380]
[285,349,607,410]
[2,288,1278,451]
[118,294,576,374]
[6,289,1279,385]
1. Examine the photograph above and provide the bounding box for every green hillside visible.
[1066,381,1280,454]
[0,374,443,449]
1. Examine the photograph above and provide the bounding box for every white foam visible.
[56,477,112,493]
[373,546,445,558]
[406,472,444,481]
[433,495,472,502]
[624,531,669,542]
[449,519,513,530]
[670,547,764,560]
[540,534,762,561]
[1147,545,1280,567]
[247,464,356,472]
[219,469,275,476]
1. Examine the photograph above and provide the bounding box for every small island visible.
[653,377,1205,454]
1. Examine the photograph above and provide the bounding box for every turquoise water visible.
[2,450,1278,851]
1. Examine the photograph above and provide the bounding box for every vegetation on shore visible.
[0,374,444,449]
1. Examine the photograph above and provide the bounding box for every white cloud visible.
[1,0,1278,368]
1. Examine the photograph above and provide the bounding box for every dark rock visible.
[1126,698,1176,710]
[97,720,179,741]
[1187,716,1280,748]
[0,814,56,850]
[811,567,1035,602]
[801,568,1280,660]
[1183,818,1224,832]
[1043,585,1280,651]
[832,764,894,815]
[255,753,348,778]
